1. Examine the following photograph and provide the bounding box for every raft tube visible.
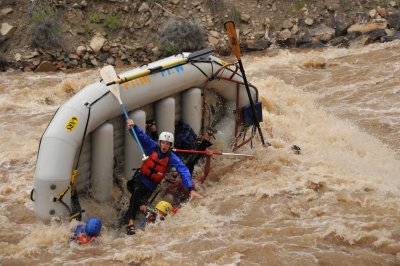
[32,49,260,221]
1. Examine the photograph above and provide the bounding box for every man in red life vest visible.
[126,119,203,235]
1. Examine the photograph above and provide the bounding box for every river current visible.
[1,41,400,265]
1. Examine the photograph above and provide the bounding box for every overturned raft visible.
[32,48,261,221]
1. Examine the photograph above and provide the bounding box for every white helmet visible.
[158,131,174,145]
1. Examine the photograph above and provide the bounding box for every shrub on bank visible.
[30,7,62,50]
[158,18,207,57]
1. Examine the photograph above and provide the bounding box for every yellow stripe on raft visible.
[115,58,188,84]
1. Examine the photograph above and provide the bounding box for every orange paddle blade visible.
[224,21,241,60]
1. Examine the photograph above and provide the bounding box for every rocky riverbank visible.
[0,0,400,72]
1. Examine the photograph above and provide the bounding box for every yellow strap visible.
[55,186,70,202]
[69,211,81,221]
[54,170,79,201]
[70,169,79,197]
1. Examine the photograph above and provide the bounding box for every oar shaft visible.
[224,20,266,145]
[237,60,266,145]
[172,148,254,157]
[121,104,147,159]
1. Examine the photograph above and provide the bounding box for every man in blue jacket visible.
[125,119,203,235]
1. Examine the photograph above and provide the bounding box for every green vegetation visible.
[104,13,120,32]
[89,11,120,34]
[29,7,62,49]
[293,0,313,10]
[363,1,375,10]
[89,11,104,24]
[76,25,92,37]
[159,41,178,57]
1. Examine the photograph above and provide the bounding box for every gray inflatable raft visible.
[32,49,261,221]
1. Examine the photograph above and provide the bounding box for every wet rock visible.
[381,31,400,42]
[243,39,271,51]
[387,12,400,30]
[334,13,354,36]
[349,35,370,48]
[291,145,301,155]
[366,29,386,42]
[34,61,57,72]
[348,20,388,34]
[0,56,8,71]
[354,12,369,23]
[328,36,349,48]
[309,24,335,42]
[297,32,326,48]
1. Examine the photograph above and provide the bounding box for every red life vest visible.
[141,150,169,183]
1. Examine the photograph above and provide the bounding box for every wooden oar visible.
[100,65,148,161]
[224,21,266,145]
[172,148,254,158]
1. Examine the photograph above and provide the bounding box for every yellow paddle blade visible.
[224,21,241,60]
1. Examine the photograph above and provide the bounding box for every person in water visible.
[71,217,102,245]
[125,119,203,235]
[158,128,214,205]
[138,200,177,228]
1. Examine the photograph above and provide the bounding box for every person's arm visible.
[127,119,157,154]
[196,155,211,184]
[169,153,203,199]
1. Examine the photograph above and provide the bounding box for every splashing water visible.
[1,41,400,265]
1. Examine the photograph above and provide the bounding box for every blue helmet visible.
[73,224,85,236]
[85,217,102,237]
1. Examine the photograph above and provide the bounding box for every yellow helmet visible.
[155,201,173,215]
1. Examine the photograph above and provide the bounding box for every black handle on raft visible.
[30,188,35,202]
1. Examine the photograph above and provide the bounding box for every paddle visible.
[172,148,254,158]
[100,65,148,161]
[104,48,215,87]
[224,21,266,145]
